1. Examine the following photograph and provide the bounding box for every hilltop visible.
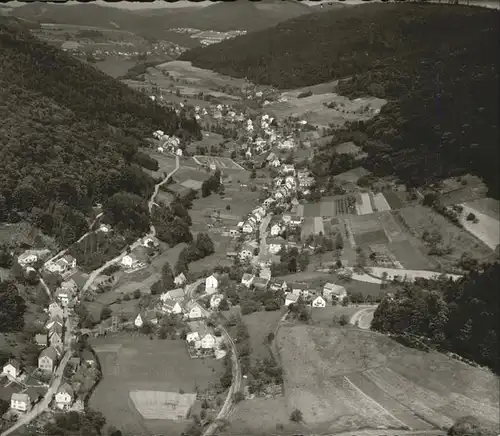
[0,17,200,246]
[8,1,313,40]
[181,3,499,197]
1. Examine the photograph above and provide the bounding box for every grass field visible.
[301,196,352,218]
[95,59,137,78]
[275,325,500,433]
[398,205,494,269]
[142,150,177,179]
[242,311,284,362]
[459,203,500,251]
[372,192,392,212]
[193,155,245,170]
[382,190,406,210]
[90,335,224,436]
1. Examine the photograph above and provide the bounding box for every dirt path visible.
[349,306,376,330]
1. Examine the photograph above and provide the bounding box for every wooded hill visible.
[181,3,499,198]
[0,17,200,246]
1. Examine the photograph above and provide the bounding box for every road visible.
[257,215,272,263]
[1,351,71,436]
[346,267,462,283]
[81,155,180,294]
[349,306,377,330]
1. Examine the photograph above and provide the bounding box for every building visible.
[242,223,254,234]
[121,255,136,269]
[323,283,347,301]
[174,273,187,286]
[162,288,185,302]
[240,273,255,288]
[284,293,299,306]
[11,393,31,412]
[186,332,200,345]
[81,349,96,367]
[205,274,219,295]
[312,296,326,307]
[290,283,310,298]
[270,224,282,237]
[17,251,38,268]
[201,333,216,349]
[35,333,48,347]
[269,279,287,292]
[252,277,269,291]
[162,299,183,315]
[185,302,203,320]
[2,359,21,379]
[48,302,64,319]
[239,246,254,262]
[38,347,58,373]
[49,327,63,348]
[46,316,63,332]
[210,294,223,310]
[55,383,74,410]
[268,237,287,255]
[134,311,159,328]
[259,267,272,281]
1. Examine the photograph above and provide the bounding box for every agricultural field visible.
[242,310,284,361]
[301,195,353,218]
[141,149,178,179]
[276,325,500,434]
[193,155,245,170]
[356,192,373,215]
[371,192,392,212]
[381,190,407,210]
[397,205,494,269]
[94,58,137,78]
[89,335,224,436]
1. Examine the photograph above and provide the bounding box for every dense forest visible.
[372,263,500,375]
[182,4,499,197]
[0,17,201,246]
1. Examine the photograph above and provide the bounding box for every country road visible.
[1,351,71,436]
[349,305,377,330]
[81,155,180,294]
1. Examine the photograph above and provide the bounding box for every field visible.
[242,310,284,361]
[372,192,392,212]
[275,325,500,433]
[382,190,406,210]
[89,335,224,436]
[142,150,177,179]
[356,192,373,215]
[94,58,137,78]
[267,91,386,128]
[397,205,494,268]
[193,155,245,170]
[301,195,352,218]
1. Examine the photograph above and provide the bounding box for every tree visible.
[290,408,303,422]
[195,233,215,257]
[448,416,496,436]
[162,262,175,290]
[100,307,112,321]
[0,281,26,332]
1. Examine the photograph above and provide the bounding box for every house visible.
[252,277,269,291]
[48,302,64,319]
[35,333,48,347]
[271,158,281,168]
[270,224,282,237]
[282,214,292,224]
[252,206,265,217]
[210,294,223,310]
[38,347,58,373]
[143,236,159,248]
[205,274,219,295]
[281,164,295,174]
[55,383,74,409]
[185,303,203,320]
[2,359,21,379]
[81,349,96,367]
[56,279,77,306]
[241,273,255,288]
[201,333,216,349]
[290,283,310,298]
[174,273,187,286]
[17,251,38,268]
[268,237,287,255]
[186,332,200,345]
[49,328,63,348]
[11,392,31,412]
[270,279,287,292]
[121,255,136,269]
[284,293,299,306]
[323,283,347,301]
[162,288,185,303]
[45,316,63,332]
[176,148,183,156]
[134,311,158,328]
[60,254,77,271]
[259,267,272,281]
[242,222,254,234]
[98,224,111,233]
[290,216,303,226]
[229,228,239,237]
[312,296,326,308]
[263,197,275,208]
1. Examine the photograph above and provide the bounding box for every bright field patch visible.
[193,155,245,170]
[372,193,392,212]
[277,325,500,433]
[129,391,197,420]
[459,203,500,251]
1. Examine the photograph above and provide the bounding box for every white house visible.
[270,279,287,292]
[259,267,272,281]
[312,296,326,308]
[187,305,203,320]
[323,283,347,301]
[253,206,265,216]
[291,283,310,297]
[270,224,281,236]
[161,288,185,302]
[174,273,186,286]
[242,223,254,234]
[271,158,281,168]
[210,294,223,310]
[176,148,183,156]
[161,298,183,315]
[186,332,200,344]
[284,293,299,306]
[55,383,74,410]
[2,360,21,379]
[121,255,135,269]
[134,311,158,328]
[281,164,295,174]
[282,214,292,224]
[205,275,219,295]
[17,251,38,268]
[268,237,286,255]
[241,273,255,288]
[201,333,216,349]
[239,248,253,262]
[11,393,31,412]
[98,224,111,233]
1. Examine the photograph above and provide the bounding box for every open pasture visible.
[301,196,352,218]
[90,336,223,436]
[193,155,245,170]
[458,203,500,251]
[397,205,494,268]
[387,240,433,270]
[242,310,284,362]
[382,190,406,210]
[276,324,500,433]
[142,149,177,179]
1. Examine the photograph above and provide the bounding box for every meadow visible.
[89,335,224,436]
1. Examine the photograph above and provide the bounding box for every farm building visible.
[323,283,347,301]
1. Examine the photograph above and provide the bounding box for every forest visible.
[182,3,499,197]
[371,263,500,375]
[0,17,201,246]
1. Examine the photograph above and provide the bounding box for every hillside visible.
[0,17,200,246]
[8,1,313,40]
[181,3,499,198]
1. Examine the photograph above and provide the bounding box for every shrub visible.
[290,408,303,422]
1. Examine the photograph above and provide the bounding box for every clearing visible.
[193,155,245,171]
[459,202,500,251]
[275,325,499,434]
[90,335,224,436]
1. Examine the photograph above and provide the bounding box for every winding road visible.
[349,305,377,330]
